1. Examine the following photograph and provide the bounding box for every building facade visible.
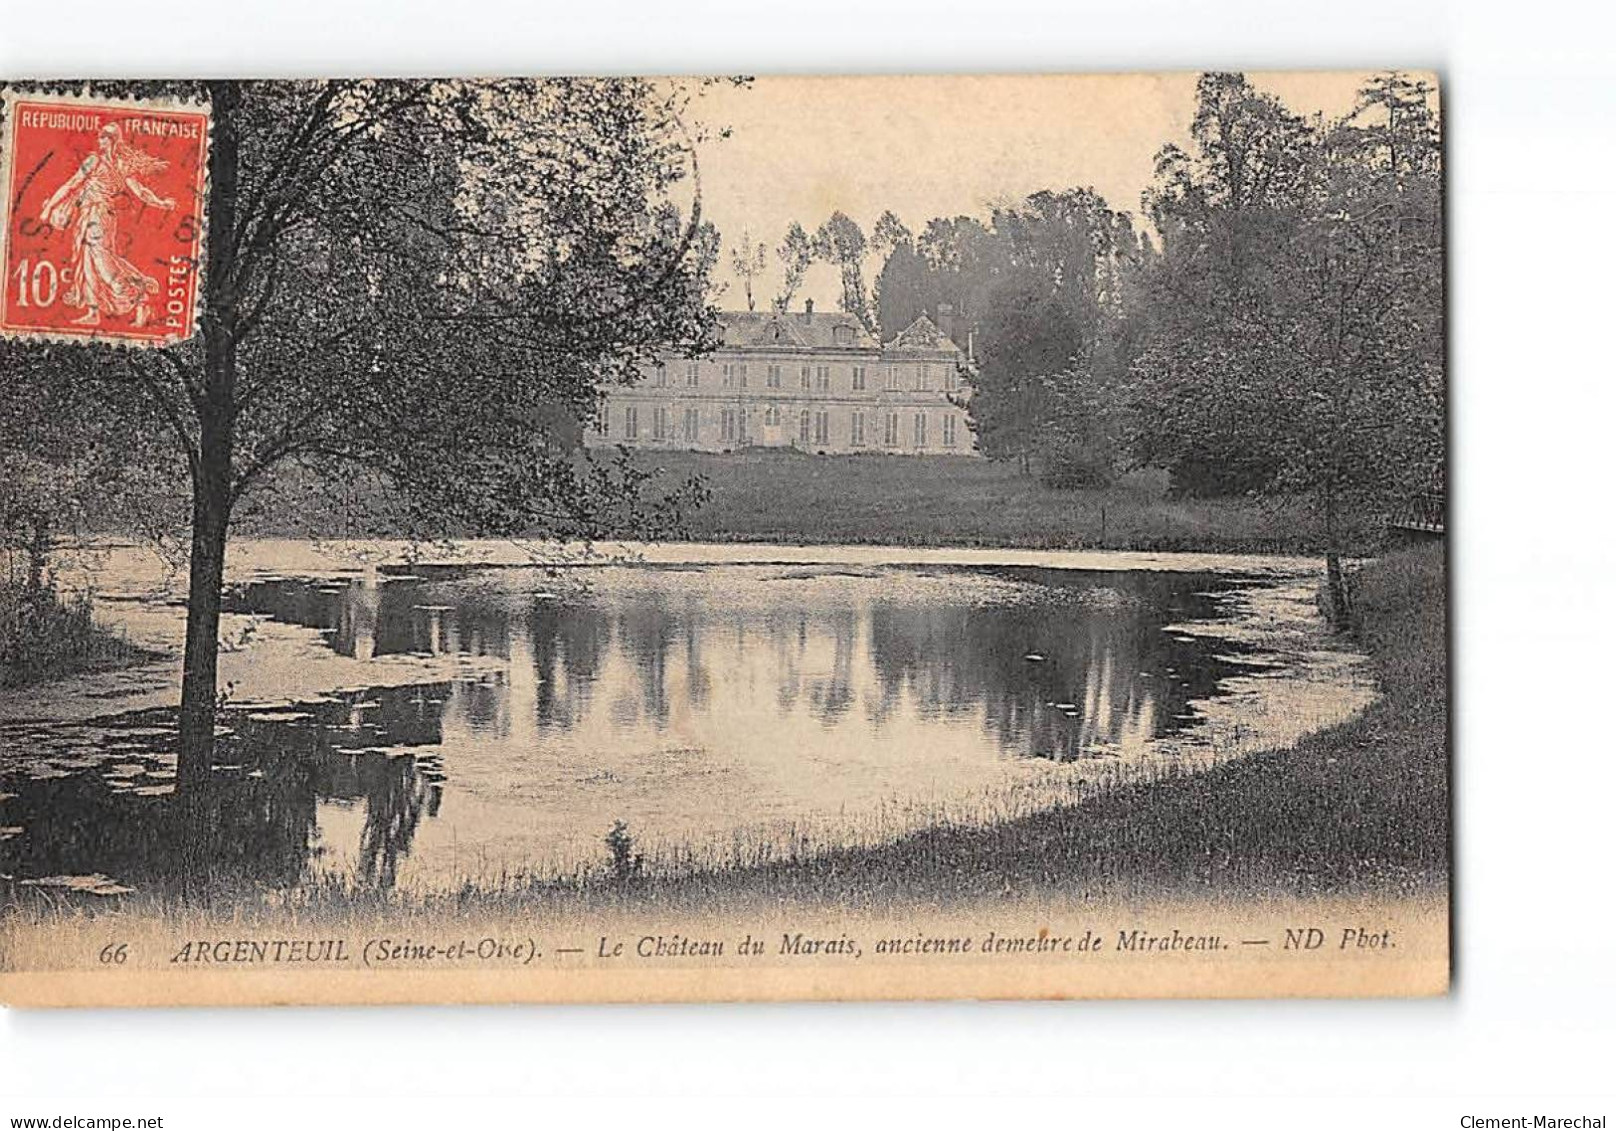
[588,302,978,456]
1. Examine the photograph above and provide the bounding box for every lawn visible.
[633,449,1353,554]
[232,447,1364,555]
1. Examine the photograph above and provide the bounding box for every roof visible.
[883,313,963,355]
[716,309,881,352]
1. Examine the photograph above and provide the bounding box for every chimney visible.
[936,302,955,344]
[804,297,814,323]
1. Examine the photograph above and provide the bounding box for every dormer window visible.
[833,324,854,346]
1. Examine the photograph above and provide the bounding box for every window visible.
[765,403,781,427]
[624,406,639,439]
[814,411,829,445]
[720,409,736,442]
[942,414,957,447]
[736,409,748,442]
[800,365,812,389]
[686,362,699,387]
[767,364,782,388]
[944,364,958,391]
[652,406,668,439]
[852,365,866,390]
[683,407,699,441]
[917,364,931,391]
[833,324,853,346]
[722,362,735,387]
[851,411,865,446]
[653,362,667,387]
[913,412,927,447]
[600,410,611,438]
[884,412,899,446]
[815,365,830,391]
[799,409,811,443]
[737,363,748,388]
[886,365,901,390]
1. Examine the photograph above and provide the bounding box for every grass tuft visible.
[0,580,157,689]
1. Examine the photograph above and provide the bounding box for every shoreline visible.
[3,537,1335,727]
[0,538,1422,915]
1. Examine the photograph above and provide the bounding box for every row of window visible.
[610,406,960,447]
[647,360,959,392]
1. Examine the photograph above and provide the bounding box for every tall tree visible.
[916,215,1001,325]
[728,228,767,312]
[967,189,1136,478]
[1130,71,1443,620]
[871,210,912,256]
[773,221,813,312]
[874,239,927,342]
[812,211,873,330]
[1,78,723,796]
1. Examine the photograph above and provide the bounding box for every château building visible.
[588,300,978,456]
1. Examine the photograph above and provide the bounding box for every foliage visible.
[0,77,729,784]
[856,71,1442,531]
[874,237,927,341]
[0,580,151,688]
[604,819,643,881]
[728,227,767,312]
[1130,71,1443,510]
[812,210,875,330]
[773,221,813,312]
[0,342,189,582]
[966,190,1142,477]
[1126,71,1443,619]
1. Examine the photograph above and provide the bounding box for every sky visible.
[688,71,1386,311]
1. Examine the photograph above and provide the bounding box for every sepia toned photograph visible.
[0,72,1447,1006]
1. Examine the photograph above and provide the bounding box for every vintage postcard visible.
[0,74,1447,1007]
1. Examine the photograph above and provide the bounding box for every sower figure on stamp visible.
[38,121,175,327]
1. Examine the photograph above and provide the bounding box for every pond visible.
[0,558,1287,897]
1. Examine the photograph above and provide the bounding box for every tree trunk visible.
[174,81,241,794]
[1322,485,1350,629]
[174,460,230,790]
[1325,548,1349,629]
[24,511,50,592]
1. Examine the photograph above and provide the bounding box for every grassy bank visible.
[0,581,156,690]
[227,449,1362,554]
[631,450,1361,554]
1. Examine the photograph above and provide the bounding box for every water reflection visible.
[0,563,1263,897]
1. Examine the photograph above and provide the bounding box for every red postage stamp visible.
[0,91,210,347]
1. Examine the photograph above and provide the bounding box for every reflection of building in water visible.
[51,568,1247,896]
[587,305,978,456]
[409,582,1197,766]
[335,572,382,661]
[864,601,1167,762]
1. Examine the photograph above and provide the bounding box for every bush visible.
[1038,445,1117,489]
[0,581,149,688]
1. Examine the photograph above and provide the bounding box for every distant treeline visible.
[744,73,1443,522]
